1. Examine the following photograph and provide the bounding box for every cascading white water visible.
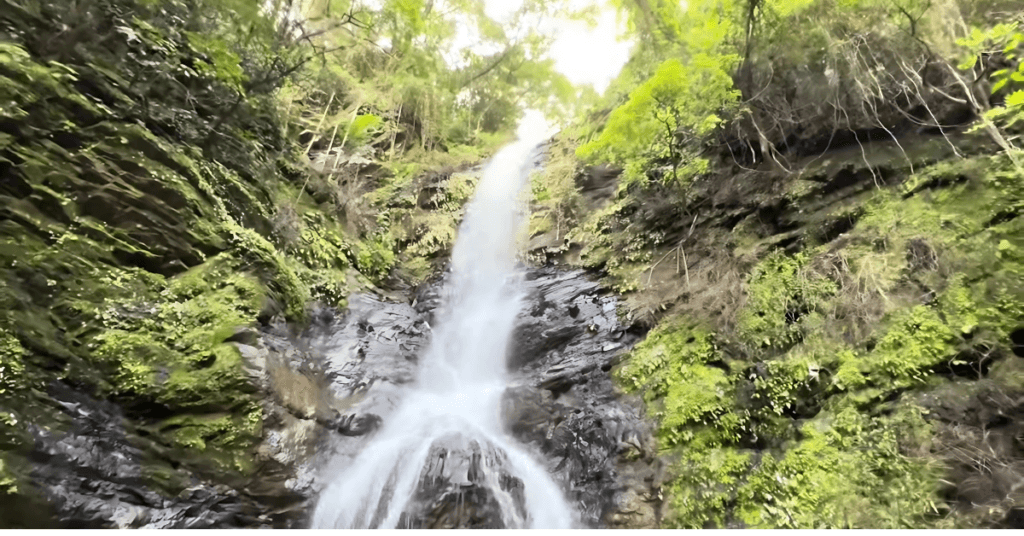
[311,113,574,529]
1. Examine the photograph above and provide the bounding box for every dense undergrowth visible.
[0,0,579,522]
[525,0,1024,529]
[3,0,1024,528]
[551,112,1024,530]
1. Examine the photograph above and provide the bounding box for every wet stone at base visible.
[398,433,528,529]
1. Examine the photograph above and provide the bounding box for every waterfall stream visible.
[310,115,575,529]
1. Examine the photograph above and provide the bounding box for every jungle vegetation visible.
[2,0,1024,529]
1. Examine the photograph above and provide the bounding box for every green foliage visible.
[851,306,956,388]
[664,447,751,528]
[0,43,91,123]
[964,25,1024,133]
[354,235,397,284]
[0,457,16,495]
[289,215,350,272]
[0,330,25,395]
[578,55,740,185]
[183,31,247,93]
[290,0,586,157]
[345,114,385,147]
[737,405,941,528]
[531,136,582,241]
[659,365,738,446]
[751,340,840,417]
[615,322,741,447]
[738,251,837,349]
[616,320,718,392]
[404,212,459,259]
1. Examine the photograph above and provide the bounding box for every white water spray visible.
[311,113,574,529]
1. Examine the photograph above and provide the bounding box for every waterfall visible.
[310,113,575,529]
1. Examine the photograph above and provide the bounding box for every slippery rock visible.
[500,385,569,447]
[12,264,657,529]
[12,381,258,529]
[502,266,661,528]
[398,433,528,529]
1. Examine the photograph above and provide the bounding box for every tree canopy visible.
[576,0,1024,185]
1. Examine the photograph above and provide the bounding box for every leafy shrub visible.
[835,306,957,390]
[737,251,837,349]
[664,447,752,528]
[737,405,941,528]
[345,114,384,147]
[0,330,25,396]
[354,235,397,283]
[577,54,740,185]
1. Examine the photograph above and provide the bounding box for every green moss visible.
[225,223,307,320]
[835,306,956,391]
[90,255,263,411]
[0,457,17,495]
[664,448,752,528]
[738,251,837,349]
[736,405,942,528]
[0,329,25,395]
[528,213,554,236]
[157,403,262,474]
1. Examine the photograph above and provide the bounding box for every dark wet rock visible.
[507,323,581,369]
[399,433,528,529]
[327,411,383,437]
[17,262,657,529]
[225,327,260,346]
[11,286,436,529]
[15,381,259,529]
[502,266,661,528]
[501,386,569,447]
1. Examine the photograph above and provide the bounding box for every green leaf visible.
[1006,90,1024,108]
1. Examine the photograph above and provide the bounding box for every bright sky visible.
[482,0,633,95]
[350,0,632,94]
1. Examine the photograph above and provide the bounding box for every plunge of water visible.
[310,114,575,529]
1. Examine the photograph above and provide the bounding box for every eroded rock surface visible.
[503,267,664,528]
[398,433,528,529]
[303,267,663,529]
[11,266,657,529]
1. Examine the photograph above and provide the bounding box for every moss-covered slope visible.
[0,0,491,526]
[531,130,1024,528]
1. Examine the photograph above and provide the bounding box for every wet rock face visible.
[503,267,663,528]
[301,267,663,529]
[14,267,656,529]
[399,433,528,529]
[257,294,435,523]
[15,382,257,529]
[299,268,662,529]
[10,291,433,529]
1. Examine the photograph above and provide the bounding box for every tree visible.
[578,54,741,184]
